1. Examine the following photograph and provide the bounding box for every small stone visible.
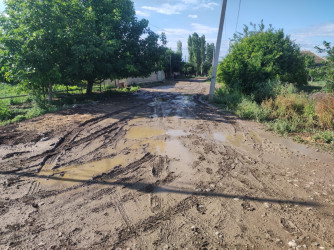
[205,188,211,192]
[191,226,196,231]
[312,242,320,247]
[319,247,325,250]
[58,232,63,237]
[302,245,307,248]
[41,137,49,142]
[233,198,239,201]
[288,240,297,248]
[38,202,45,206]
[73,104,78,108]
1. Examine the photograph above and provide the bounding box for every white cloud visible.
[290,22,334,54]
[140,0,219,16]
[136,10,150,17]
[191,23,217,34]
[188,14,198,19]
[142,3,187,15]
[292,22,334,39]
[196,2,219,10]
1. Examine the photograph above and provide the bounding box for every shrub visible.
[236,97,269,122]
[0,105,13,121]
[217,21,307,96]
[268,119,297,135]
[11,115,26,123]
[313,130,334,144]
[213,86,243,110]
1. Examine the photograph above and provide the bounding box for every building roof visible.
[300,51,327,65]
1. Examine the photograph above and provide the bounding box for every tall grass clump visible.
[316,95,334,129]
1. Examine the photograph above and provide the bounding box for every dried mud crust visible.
[1,79,334,249]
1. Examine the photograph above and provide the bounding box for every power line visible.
[235,0,242,33]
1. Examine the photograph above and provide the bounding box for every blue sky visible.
[133,0,334,59]
[1,0,333,60]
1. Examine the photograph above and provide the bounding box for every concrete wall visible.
[104,71,165,88]
[124,71,165,85]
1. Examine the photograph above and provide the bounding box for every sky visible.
[133,0,334,60]
[1,0,333,60]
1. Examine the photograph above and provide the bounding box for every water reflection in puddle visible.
[213,132,226,142]
[126,126,165,139]
[166,129,190,137]
[38,155,127,186]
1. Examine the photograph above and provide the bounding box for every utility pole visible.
[209,0,227,100]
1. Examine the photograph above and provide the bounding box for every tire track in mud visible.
[3,104,147,173]
[112,196,199,248]
[156,92,333,247]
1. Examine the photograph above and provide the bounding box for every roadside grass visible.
[213,82,334,148]
[0,83,140,126]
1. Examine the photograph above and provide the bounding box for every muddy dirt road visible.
[1,79,334,249]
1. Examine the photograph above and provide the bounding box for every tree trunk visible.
[86,79,94,95]
[48,83,53,103]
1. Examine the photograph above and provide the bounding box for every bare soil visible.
[1,79,334,249]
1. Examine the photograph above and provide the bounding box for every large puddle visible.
[126,126,165,139]
[38,155,127,186]
[213,132,244,147]
[38,125,195,188]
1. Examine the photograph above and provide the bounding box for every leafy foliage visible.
[217,21,308,98]
[0,0,164,97]
[316,41,334,92]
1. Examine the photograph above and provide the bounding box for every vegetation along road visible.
[1,79,333,249]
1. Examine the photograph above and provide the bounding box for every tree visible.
[163,49,183,77]
[316,41,334,91]
[188,35,193,64]
[191,33,201,75]
[72,0,163,94]
[0,0,164,99]
[183,62,195,77]
[217,21,308,96]
[206,43,215,64]
[177,40,183,58]
[0,0,86,102]
[200,35,206,75]
[304,54,316,82]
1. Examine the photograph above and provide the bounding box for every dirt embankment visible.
[0,79,334,249]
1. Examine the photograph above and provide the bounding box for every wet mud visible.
[0,79,334,249]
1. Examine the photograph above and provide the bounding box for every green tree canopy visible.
[0,0,164,97]
[316,41,334,90]
[177,40,183,58]
[217,21,308,95]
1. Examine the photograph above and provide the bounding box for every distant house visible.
[104,70,165,88]
[301,51,327,66]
